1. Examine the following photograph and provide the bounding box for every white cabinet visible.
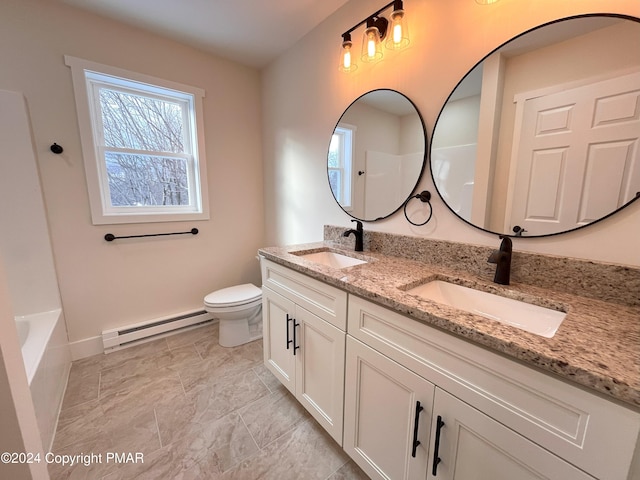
[262,285,296,391]
[347,294,640,480]
[261,259,347,444]
[343,337,591,480]
[263,286,345,443]
[428,389,593,480]
[344,336,434,480]
[261,258,640,480]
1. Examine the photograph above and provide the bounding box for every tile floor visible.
[50,322,369,479]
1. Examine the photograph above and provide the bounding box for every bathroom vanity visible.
[259,232,640,480]
[259,12,640,480]
[261,258,347,444]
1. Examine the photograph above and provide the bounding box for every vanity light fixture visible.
[361,16,386,63]
[475,0,500,4]
[339,33,357,72]
[339,0,409,72]
[386,3,409,50]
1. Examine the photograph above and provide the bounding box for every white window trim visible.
[329,123,355,210]
[65,55,210,225]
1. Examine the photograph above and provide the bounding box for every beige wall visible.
[1,0,638,354]
[262,0,640,266]
[0,0,264,349]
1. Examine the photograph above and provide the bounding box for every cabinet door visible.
[344,336,435,480]
[295,305,345,445]
[428,389,594,480]
[262,287,296,394]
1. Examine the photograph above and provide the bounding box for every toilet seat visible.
[204,283,262,309]
[203,283,263,347]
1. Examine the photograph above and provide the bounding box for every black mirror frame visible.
[429,13,640,238]
[328,88,428,222]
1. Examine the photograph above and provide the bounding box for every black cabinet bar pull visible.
[293,320,300,355]
[432,415,445,476]
[411,401,424,458]
[286,314,293,350]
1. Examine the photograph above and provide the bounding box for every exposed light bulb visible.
[361,25,383,62]
[386,8,409,50]
[339,38,357,72]
[393,23,402,44]
[367,33,377,58]
[343,49,352,69]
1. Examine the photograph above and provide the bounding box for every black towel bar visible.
[104,228,198,242]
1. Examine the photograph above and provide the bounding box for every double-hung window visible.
[328,124,355,209]
[66,56,209,224]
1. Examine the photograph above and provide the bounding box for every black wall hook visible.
[403,190,433,226]
[50,143,63,154]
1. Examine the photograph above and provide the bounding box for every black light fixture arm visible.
[341,0,404,41]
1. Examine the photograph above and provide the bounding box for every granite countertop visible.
[259,242,640,410]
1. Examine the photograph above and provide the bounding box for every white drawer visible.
[261,259,347,330]
[347,294,640,480]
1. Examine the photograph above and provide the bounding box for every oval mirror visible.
[430,14,640,237]
[328,89,427,221]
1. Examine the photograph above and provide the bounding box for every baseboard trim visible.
[68,336,103,360]
[68,319,220,360]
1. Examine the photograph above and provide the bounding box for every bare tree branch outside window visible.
[99,88,190,207]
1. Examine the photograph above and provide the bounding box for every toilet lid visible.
[204,283,262,308]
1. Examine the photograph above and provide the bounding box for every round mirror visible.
[328,89,427,221]
[430,14,640,237]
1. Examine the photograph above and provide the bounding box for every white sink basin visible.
[298,251,367,269]
[407,280,566,338]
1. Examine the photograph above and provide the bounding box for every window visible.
[65,56,209,224]
[328,124,355,209]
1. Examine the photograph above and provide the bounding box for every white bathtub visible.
[15,309,71,450]
[16,310,58,384]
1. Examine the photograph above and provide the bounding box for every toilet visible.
[204,283,263,347]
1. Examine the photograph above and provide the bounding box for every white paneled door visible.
[509,71,640,235]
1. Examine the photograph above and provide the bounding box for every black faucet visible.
[343,219,364,252]
[487,235,512,285]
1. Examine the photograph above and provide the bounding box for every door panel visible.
[344,336,434,480]
[262,287,296,394]
[428,389,594,480]
[295,306,345,444]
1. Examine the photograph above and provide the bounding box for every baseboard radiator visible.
[102,309,213,353]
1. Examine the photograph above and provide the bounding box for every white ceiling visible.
[59,0,350,68]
